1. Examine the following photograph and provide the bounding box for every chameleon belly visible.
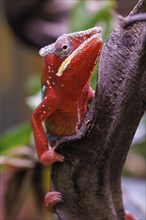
[45,111,77,137]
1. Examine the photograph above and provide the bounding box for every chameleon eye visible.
[62,44,68,51]
[55,36,73,57]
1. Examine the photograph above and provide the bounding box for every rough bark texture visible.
[52,1,146,220]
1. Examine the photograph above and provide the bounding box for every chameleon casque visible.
[31,26,136,220]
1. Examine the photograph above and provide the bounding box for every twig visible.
[119,13,146,28]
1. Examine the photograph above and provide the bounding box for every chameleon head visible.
[39,27,102,90]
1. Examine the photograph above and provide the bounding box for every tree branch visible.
[52,0,146,219]
[119,13,146,28]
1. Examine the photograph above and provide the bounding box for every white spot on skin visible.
[46,80,50,85]
[77,105,81,128]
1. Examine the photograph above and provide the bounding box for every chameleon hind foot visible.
[44,191,63,212]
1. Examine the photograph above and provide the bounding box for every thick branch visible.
[52,0,146,220]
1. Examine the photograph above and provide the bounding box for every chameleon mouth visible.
[56,27,102,77]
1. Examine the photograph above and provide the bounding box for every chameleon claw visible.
[40,149,64,165]
[44,191,63,212]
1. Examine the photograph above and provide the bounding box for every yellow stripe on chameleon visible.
[56,33,101,77]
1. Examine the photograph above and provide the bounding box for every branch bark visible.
[52,0,146,219]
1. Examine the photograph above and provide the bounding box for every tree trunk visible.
[52,0,146,219]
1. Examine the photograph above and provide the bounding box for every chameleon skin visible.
[31,27,102,165]
[31,27,102,211]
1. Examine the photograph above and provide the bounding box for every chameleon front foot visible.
[40,148,64,165]
[44,191,63,212]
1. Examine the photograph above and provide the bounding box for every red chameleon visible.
[31,26,102,210]
[31,27,136,220]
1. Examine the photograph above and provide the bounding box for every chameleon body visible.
[31,26,102,165]
[31,26,102,211]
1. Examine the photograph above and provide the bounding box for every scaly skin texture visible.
[31,27,102,211]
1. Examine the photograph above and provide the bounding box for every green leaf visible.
[133,141,146,159]
[90,65,98,90]
[0,122,32,154]
[70,0,116,32]
[26,74,41,95]
[70,0,87,32]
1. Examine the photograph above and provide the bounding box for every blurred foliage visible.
[134,141,146,158]
[70,0,116,38]
[26,74,41,96]
[1,0,145,220]
[0,122,31,154]
[123,114,146,178]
